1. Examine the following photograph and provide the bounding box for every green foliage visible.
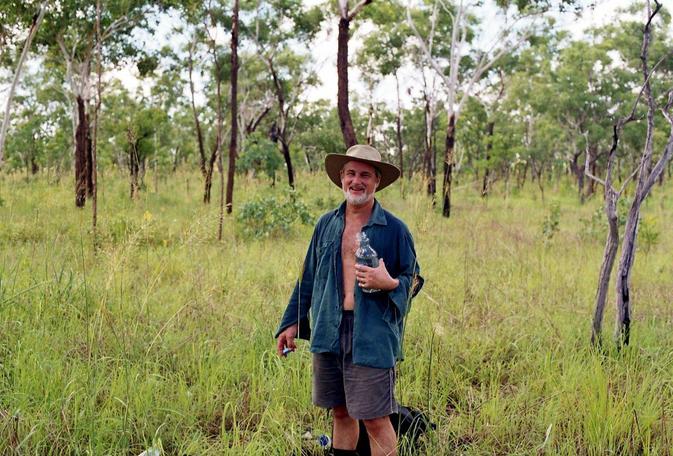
[542,201,561,240]
[638,217,660,253]
[579,206,606,241]
[237,190,313,238]
[238,133,283,181]
[579,198,635,241]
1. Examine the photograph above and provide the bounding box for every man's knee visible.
[363,415,392,435]
[333,405,353,421]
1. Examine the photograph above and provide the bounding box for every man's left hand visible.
[355,258,399,291]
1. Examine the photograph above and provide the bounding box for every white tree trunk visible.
[0,3,47,167]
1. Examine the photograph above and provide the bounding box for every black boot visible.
[331,449,359,456]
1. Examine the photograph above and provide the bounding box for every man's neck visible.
[345,198,375,223]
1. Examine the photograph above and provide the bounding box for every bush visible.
[579,198,633,241]
[542,201,561,240]
[237,191,313,238]
[638,217,660,253]
[238,134,283,182]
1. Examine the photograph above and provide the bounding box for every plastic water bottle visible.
[356,231,380,293]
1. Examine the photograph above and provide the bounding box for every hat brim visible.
[325,154,400,192]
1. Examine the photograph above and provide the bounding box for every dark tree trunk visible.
[423,96,436,198]
[267,58,295,189]
[75,96,89,207]
[204,141,217,204]
[337,17,357,148]
[30,155,39,175]
[225,0,239,222]
[481,121,494,197]
[188,43,207,179]
[127,134,140,200]
[442,113,456,217]
[585,144,598,199]
[280,140,295,189]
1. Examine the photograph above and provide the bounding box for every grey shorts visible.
[312,311,398,420]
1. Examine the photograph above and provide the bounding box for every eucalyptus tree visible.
[99,82,169,198]
[293,101,346,171]
[336,0,374,147]
[2,61,73,177]
[28,0,174,207]
[407,0,565,217]
[356,0,411,177]
[0,1,46,168]
[222,0,239,238]
[251,0,324,188]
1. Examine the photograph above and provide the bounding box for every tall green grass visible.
[1,170,673,454]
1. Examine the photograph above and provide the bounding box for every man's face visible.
[340,160,380,206]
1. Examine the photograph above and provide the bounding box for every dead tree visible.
[588,0,673,347]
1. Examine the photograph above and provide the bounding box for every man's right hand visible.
[276,324,298,357]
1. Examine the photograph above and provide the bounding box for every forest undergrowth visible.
[1,171,673,455]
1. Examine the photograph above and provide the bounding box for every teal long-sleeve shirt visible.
[275,199,423,369]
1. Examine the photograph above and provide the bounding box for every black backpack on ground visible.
[355,405,435,455]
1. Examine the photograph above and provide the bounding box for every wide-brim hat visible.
[325,144,400,192]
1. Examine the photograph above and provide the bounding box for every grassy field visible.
[1,170,673,455]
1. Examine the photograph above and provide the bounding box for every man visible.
[276,144,423,456]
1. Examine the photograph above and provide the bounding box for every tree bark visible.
[93,0,102,243]
[337,17,357,148]
[590,124,622,345]
[127,130,140,200]
[225,0,239,224]
[366,102,375,146]
[423,89,436,198]
[442,113,456,217]
[266,60,295,189]
[0,3,46,168]
[481,121,494,197]
[75,96,91,207]
[187,41,207,179]
[613,0,669,347]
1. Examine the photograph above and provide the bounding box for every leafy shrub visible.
[542,201,561,240]
[238,133,283,181]
[638,217,660,253]
[313,194,339,211]
[579,198,633,241]
[579,206,605,240]
[237,191,313,238]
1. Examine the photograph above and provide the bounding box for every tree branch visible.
[347,0,373,21]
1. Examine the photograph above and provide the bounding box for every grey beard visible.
[344,189,373,206]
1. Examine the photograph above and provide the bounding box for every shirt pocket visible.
[315,239,335,280]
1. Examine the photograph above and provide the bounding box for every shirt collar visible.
[336,199,388,226]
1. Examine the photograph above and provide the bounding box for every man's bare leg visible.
[332,405,359,450]
[363,416,397,456]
